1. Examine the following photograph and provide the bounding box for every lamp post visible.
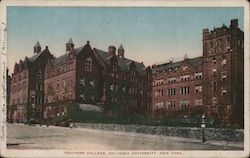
[201,114,206,143]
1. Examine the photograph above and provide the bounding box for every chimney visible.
[108,46,116,55]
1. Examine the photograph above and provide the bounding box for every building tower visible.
[66,38,74,52]
[34,41,41,54]
[202,19,244,127]
[118,44,124,58]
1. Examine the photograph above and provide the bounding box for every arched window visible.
[84,57,92,72]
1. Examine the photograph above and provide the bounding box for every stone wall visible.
[74,123,243,141]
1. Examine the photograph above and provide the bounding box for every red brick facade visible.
[203,19,244,126]
[152,57,203,115]
[152,19,244,127]
[9,42,53,122]
[9,40,152,121]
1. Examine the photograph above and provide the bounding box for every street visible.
[7,124,242,150]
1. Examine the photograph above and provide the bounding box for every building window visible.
[222,59,226,65]
[84,57,92,72]
[90,80,95,87]
[63,79,66,87]
[155,79,164,85]
[180,86,190,95]
[155,90,163,97]
[180,74,190,82]
[182,66,188,71]
[212,97,217,105]
[113,62,118,71]
[167,88,176,96]
[195,72,202,79]
[167,101,176,109]
[155,102,163,109]
[122,85,126,93]
[36,71,42,79]
[195,85,202,93]
[68,77,72,86]
[212,57,216,64]
[212,68,217,75]
[212,81,217,91]
[80,93,85,100]
[180,100,190,108]
[31,95,35,103]
[110,83,114,91]
[221,71,227,82]
[195,99,203,106]
[80,79,85,86]
[168,77,176,83]
[36,83,40,91]
[221,86,227,96]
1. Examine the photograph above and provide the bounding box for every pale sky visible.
[7,7,243,74]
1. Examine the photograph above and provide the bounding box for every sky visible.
[7,7,244,74]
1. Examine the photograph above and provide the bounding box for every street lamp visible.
[201,114,206,143]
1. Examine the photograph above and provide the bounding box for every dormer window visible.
[84,57,92,72]
[182,66,188,71]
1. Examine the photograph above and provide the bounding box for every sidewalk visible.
[9,123,244,149]
[73,126,244,149]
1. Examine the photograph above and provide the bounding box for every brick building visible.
[152,56,203,116]
[152,19,244,127]
[8,42,53,122]
[203,19,244,127]
[6,39,152,120]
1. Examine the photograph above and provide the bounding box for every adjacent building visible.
[8,42,53,122]
[152,19,244,127]
[203,19,244,127]
[152,56,203,116]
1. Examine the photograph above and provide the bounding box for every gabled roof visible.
[49,44,87,67]
[152,56,203,73]
[187,57,203,66]
[27,51,43,62]
[93,48,145,74]
[52,54,67,66]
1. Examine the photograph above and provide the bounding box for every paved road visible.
[7,124,242,150]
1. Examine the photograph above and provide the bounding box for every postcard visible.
[0,0,249,157]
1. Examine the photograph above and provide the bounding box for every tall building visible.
[152,19,244,127]
[203,19,244,127]
[8,42,53,122]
